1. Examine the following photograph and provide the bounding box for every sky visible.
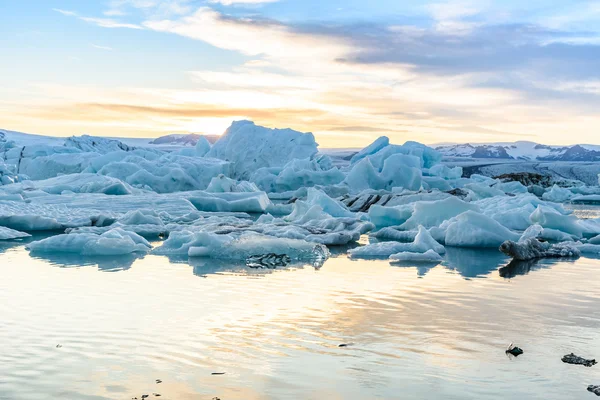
[2,0,600,147]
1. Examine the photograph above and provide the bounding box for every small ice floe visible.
[562,353,597,367]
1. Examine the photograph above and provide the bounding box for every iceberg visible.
[440,211,521,247]
[207,120,318,179]
[542,184,573,203]
[154,231,329,262]
[349,226,445,258]
[400,196,479,230]
[0,226,31,240]
[350,136,389,165]
[389,249,443,262]
[27,228,151,256]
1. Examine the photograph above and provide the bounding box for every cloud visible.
[79,17,144,29]
[52,8,77,16]
[52,8,144,29]
[91,44,114,51]
[143,7,350,61]
[37,4,600,146]
[208,0,279,5]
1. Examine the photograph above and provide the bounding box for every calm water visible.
[1,237,600,400]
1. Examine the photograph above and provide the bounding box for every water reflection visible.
[164,254,322,278]
[443,247,508,278]
[498,257,579,279]
[389,260,441,277]
[30,252,145,271]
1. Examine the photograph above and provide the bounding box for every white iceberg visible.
[27,228,151,256]
[0,226,31,240]
[207,120,318,179]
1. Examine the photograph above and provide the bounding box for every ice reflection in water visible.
[1,241,600,400]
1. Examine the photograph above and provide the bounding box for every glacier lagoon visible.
[2,234,600,400]
[3,122,600,399]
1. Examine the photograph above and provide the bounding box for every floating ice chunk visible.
[422,176,452,191]
[350,226,445,257]
[574,243,600,254]
[207,120,318,179]
[187,191,271,213]
[520,224,577,242]
[27,228,151,256]
[118,209,163,226]
[402,141,442,169]
[0,173,135,195]
[389,249,443,262]
[155,231,329,262]
[542,185,573,203]
[0,160,25,186]
[428,164,462,180]
[494,181,528,195]
[530,205,583,237]
[64,135,133,153]
[0,226,31,240]
[380,154,422,191]
[345,158,387,192]
[251,157,344,193]
[305,188,354,218]
[400,196,479,230]
[464,183,505,200]
[475,194,568,230]
[469,174,496,185]
[372,228,418,242]
[590,235,600,245]
[351,136,389,165]
[206,174,260,193]
[369,204,413,228]
[441,211,521,247]
[195,136,211,157]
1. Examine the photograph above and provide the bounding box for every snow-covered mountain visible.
[437,141,600,161]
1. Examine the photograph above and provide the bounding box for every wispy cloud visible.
[208,0,279,5]
[52,8,144,29]
[52,8,77,17]
[80,16,144,29]
[91,44,114,51]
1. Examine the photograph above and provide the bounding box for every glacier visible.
[1,123,600,268]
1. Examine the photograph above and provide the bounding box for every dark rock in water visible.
[588,385,600,396]
[141,395,149,399]
[246,253,291,269]
[562,353,597,367]
[155,379,162,384]
[56,344,62,348]
[499,238,580,261]
[506,343,524,357]
[211,372,226,375]
[153,394,161,397]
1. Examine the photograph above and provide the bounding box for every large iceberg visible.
[207,120,318,179]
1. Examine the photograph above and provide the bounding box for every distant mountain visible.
[150,133,220,146]
[436,141,600,162]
